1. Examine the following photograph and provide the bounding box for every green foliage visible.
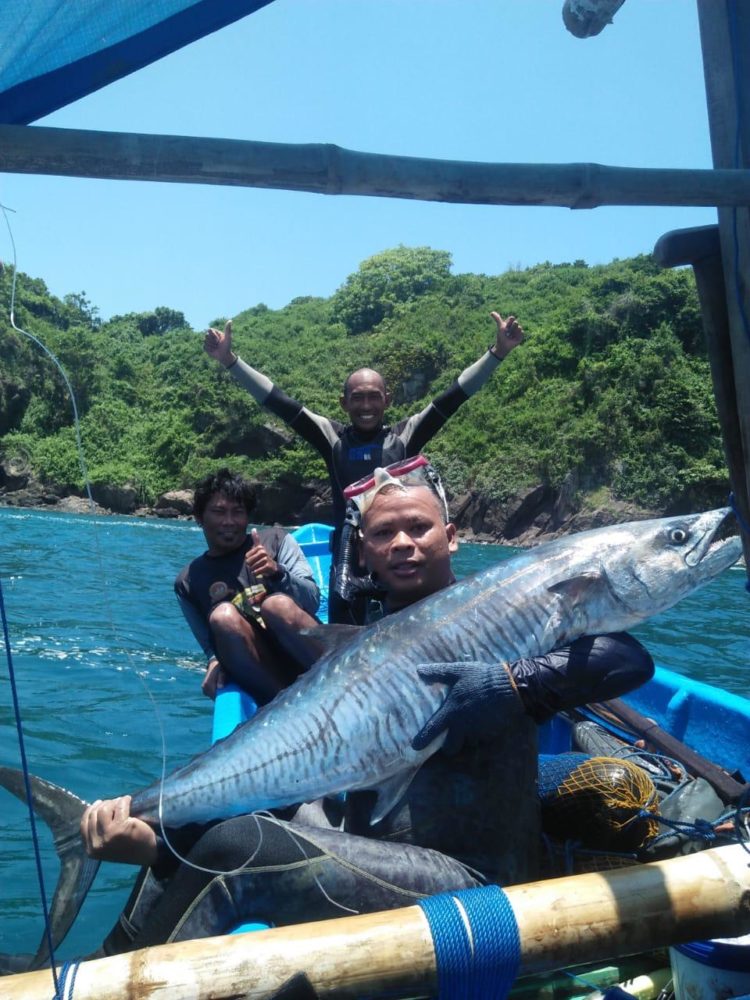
[330,245,452,334]
[0,249,729,515]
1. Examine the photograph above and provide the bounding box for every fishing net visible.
[539,752,660,852]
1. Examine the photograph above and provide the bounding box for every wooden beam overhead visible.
[0,123,748,208]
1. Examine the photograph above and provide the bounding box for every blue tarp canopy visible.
[0,0,276,125]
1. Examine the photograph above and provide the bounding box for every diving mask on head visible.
[343,455,449,521]
[333,456,449,608]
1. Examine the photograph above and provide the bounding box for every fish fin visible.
[370,766,425,825]
[547,570,614,617]
[299,623,363,653]
[0,766,99,967]
[547,570,604,601]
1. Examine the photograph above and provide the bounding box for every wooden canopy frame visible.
[0,0,747,563]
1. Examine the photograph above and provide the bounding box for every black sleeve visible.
[391,381,470,455]
[510,633,655,724]
[263,386,345,461]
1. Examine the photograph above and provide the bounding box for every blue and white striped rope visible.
[53,960,80,999]
[417,884,520,999]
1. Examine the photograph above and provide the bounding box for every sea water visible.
[0,507,747,961]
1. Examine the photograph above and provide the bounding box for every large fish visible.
[0,508,741,966]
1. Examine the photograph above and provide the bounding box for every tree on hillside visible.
[331,245,452,334]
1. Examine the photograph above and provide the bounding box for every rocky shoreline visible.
[0,472,661,549]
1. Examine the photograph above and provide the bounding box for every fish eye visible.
[669,527,689,544]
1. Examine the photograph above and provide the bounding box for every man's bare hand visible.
[245,528,279,578]
[490,313,524,359]
[202,656,226,700]
[204,320,235,367]
[81,796,158,866]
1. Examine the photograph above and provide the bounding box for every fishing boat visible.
[3,2,750,998]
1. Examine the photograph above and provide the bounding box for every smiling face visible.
[197,491,250,557]
[340,369,391,433]
[360,485,458,609]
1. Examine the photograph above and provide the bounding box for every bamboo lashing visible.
[4,843,750,1000]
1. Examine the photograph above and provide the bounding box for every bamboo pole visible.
[5,844,750,1000]
[3,123,750,208]
[654,225,750,569]
[697,1,750,552]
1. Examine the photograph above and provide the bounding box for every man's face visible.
[361,486,457,608]
[340,370,390,433]
[197,492,250,556]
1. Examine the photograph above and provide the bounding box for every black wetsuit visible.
[227,350,506,622]
[174,528,320,663]
[95,633,654,956]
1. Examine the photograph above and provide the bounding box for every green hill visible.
[0,247,727,529]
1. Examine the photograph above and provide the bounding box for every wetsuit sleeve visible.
[265,534,320,616]
[227,355,275,404]
[510,632,655,724]
[229,356,344,459]
[174,585,215,661]
[394,350,503,455]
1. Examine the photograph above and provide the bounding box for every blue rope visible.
[728,493,750,593]
[53,960,81,999]
[417,885,520,999]
[0,574,61,995]
[730,492,750,537]
[643,809,717,845]
[734,785,750,856]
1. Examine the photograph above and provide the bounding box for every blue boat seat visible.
[211,522,333,932]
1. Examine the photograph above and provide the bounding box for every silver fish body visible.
[130,507,742,827]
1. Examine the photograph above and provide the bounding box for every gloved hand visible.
[411,661,520,755]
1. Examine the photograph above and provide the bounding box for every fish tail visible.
[0,765,100,970]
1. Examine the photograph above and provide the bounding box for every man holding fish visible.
[78,460,655,955]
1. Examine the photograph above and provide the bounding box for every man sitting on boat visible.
[203,309,524,625]
[78,461,653,956]
[175,468,320,703]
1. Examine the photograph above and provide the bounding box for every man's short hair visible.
[193,468,257,519]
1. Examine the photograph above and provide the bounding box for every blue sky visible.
[0,0,716,331]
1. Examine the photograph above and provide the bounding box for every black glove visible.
[411,634,654,753]
[411,661,520,754]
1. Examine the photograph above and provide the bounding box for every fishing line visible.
[155,797,360,916]
[1,203,94,505]
[0,574,62,995]
[1,201,180,946]
[254,813,360,916]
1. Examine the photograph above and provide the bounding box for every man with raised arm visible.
[203,311,524,622]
